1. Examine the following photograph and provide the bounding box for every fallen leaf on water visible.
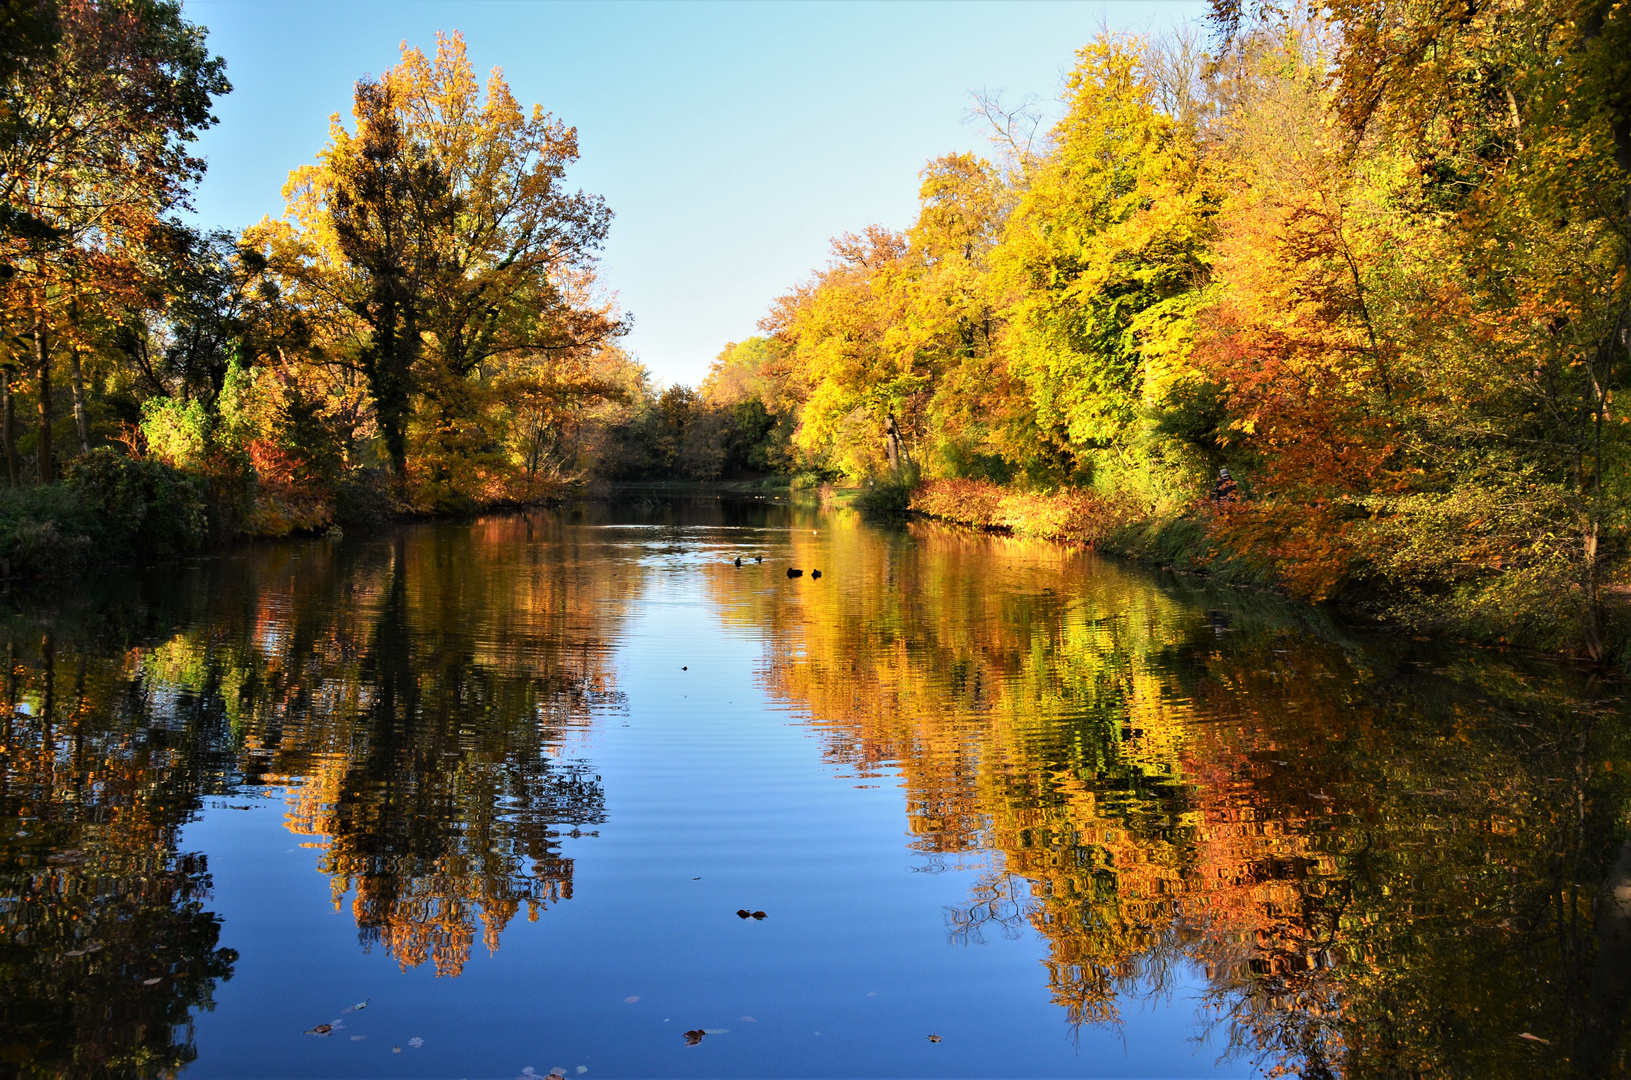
[736,909,752,918]
[752,911,766,919]
[623,996,640,1003]
[692,877,701,880]
[143,978,162,986]
[63,949,84,957]
[927,1034,942,1043]
[306,1024,333,1037]
[393,1046,401,1054]
[1519,1033,1551,1044]
[683,1030,706,1046]
[408,1037,424,1048]
[228,805,252,810]
[341,998,369,1014]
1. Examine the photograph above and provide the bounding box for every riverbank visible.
[0,452,573,578]
[8,465,1622,667]
[903,477,1628,667]
[904,478,1279,593]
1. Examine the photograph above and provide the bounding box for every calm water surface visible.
[2,497,1627,1079]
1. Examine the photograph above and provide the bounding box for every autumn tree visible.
[1187,2,1631,647]
[326,78,451,479]
[259,32,624,507]
[0,0,227,480]
[990,32,1215,490]
[765,224,911,478]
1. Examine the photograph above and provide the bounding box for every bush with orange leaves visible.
[910,478,1135,547]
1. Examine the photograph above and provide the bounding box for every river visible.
[1,495,1625,1078]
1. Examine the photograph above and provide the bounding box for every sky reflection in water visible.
[0,496,1626,1078]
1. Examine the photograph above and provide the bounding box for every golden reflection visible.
[730,513,1631,1077]
[5,510,639,988]
[4,501,1630,1078]
[207,514,632,976]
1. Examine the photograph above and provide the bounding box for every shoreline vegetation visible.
[3,2,1629,664]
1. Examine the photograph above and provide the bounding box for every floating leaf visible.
[752,910,766,919]
[1519,1032,1552,1044]
[736,909,752,918]
[683,1030,706,1046]
[142,977,162,986]
[927,1034,942,1043]
[306,1024,333,1036]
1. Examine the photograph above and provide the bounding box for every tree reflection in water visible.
[0,512,630,1074]
[3,501,1631,1078]
[222,521,624,976]
[0,633,239,1077]
[732,515,1631,1077]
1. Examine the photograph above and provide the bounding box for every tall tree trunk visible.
[67,322,89,454]
[1,368,15,486]
[32,314,52,484]
[883,413,908,475]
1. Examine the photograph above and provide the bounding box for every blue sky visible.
[182,0,1205,386]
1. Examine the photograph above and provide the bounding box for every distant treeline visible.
[2,0,1629,657]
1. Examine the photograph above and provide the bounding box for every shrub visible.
[65,449,208,558]
[852,466,919,512]
[0,484,93,577]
